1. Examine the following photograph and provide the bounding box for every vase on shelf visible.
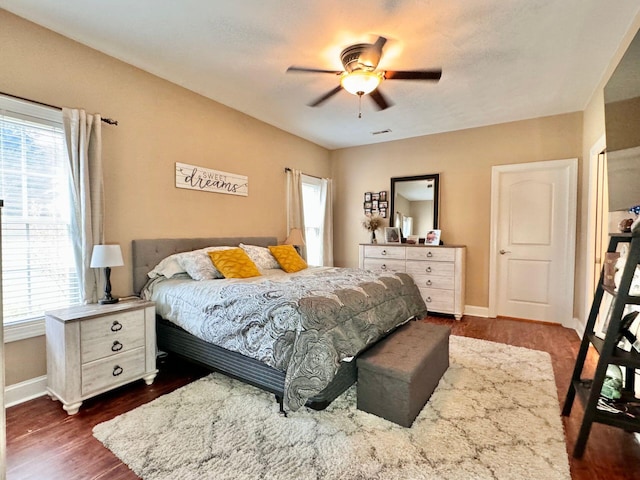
[370,230,377,244]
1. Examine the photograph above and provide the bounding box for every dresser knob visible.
[381,250,387,255]
[112,365,123,377]
[111,341,123,352]
[427,251,433,257]
[425,296,432,303]
[110,321,123,332]
[381,264,387,270]
[426,280,432,286]
[426,267,432,273]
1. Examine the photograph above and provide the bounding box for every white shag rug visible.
[93,336,571,480]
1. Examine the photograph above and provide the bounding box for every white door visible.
[489,159,577,325]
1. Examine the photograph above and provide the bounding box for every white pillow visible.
[148,253,186,279]
[239,243,280,270]
[178,246,234,280]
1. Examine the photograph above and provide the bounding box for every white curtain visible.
[62,108,105,304]
[320,178,334,266]
[286,168,306,259]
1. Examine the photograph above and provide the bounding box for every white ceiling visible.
[2,1,639,150]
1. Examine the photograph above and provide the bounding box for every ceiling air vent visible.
[371,129,392,135]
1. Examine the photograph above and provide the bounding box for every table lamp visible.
[284,228,305,254]
[90,244,124,304]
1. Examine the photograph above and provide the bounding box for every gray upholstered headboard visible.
[131,236,278,294]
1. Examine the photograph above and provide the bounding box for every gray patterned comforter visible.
[143,267,427,411]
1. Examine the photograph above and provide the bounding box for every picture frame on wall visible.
[363,201,372,209]
[379,208,387,218]
[384,227,401,243]
[364,192,372,202]
[379,191,387,202]
[371,192,380,201]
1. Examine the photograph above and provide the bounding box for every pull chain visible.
[358,92,363,118]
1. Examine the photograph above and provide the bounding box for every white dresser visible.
[359,243,466,320]
[46,299,158,414]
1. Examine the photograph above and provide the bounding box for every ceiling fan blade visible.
[308,85,343,107]
[369,89,392,110]
[384,69,442,81]
[287,66,343,75]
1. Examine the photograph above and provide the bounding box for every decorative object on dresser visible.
[360,242,466,320]
[362,213,383,244]
[283,227,305,255]
[425,229,441,245]
[384,226,401,243]
[46,299,158,415]
[90,244,124,304]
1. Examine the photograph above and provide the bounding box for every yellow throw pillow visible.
[208,248,261,279]
[268,245,308,273]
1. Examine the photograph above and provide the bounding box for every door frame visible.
[581,135,607,334]
[488,158,578,326]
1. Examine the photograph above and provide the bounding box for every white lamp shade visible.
[90,244,124,268]
[284,228,306,246]
[340,70,382,95]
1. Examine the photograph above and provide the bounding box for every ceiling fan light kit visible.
[340,70,382,95]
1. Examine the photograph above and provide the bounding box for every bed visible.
[133,236,427,412]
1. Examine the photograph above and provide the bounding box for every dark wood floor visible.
[6,315,640,480]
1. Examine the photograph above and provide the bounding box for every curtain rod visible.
[0,91,118,126]
[284,167,322,180]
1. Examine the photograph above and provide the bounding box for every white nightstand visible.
[45,299,158,415]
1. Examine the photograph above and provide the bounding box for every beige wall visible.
[331,112,584,309]
[0,11,330,386]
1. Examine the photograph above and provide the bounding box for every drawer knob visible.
[110,321,123,332]
[381,250,387,255]
[112,365,123,377]
[381,264,387,270]
[425,296,432,303]
[426,280,432,286]
[427,251,433,257]
[425,266,432,273]
[111,341,123,352]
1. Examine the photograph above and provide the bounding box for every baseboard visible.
[5,375,48,408]
[463,305,489,318]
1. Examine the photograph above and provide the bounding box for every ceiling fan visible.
[287,36,441,112]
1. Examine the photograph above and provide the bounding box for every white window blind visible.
[302,175,322,266]
[0,96,81,325]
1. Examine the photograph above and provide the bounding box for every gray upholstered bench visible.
[356,321,450,427]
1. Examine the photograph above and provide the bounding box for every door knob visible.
[499,249,512,255]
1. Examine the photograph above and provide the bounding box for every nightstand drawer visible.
[81,310,145,363]
[363,258,405,273]
[81,347,146,396]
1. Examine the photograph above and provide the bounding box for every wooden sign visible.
[175,162,248,196]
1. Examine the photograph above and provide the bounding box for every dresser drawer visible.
[81,347,146,396]
[363,258,405,273]
[406,247,455,262]
[419,287,455,313]
[405,260,454,277]
[81,310,145,363]
[410,274,454,290]
[363,245,405,260]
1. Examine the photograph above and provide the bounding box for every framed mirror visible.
[390,174,439,237]
[604,28,640,212]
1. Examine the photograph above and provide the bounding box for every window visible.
[301,175,323,266]
[0,96,81,329]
